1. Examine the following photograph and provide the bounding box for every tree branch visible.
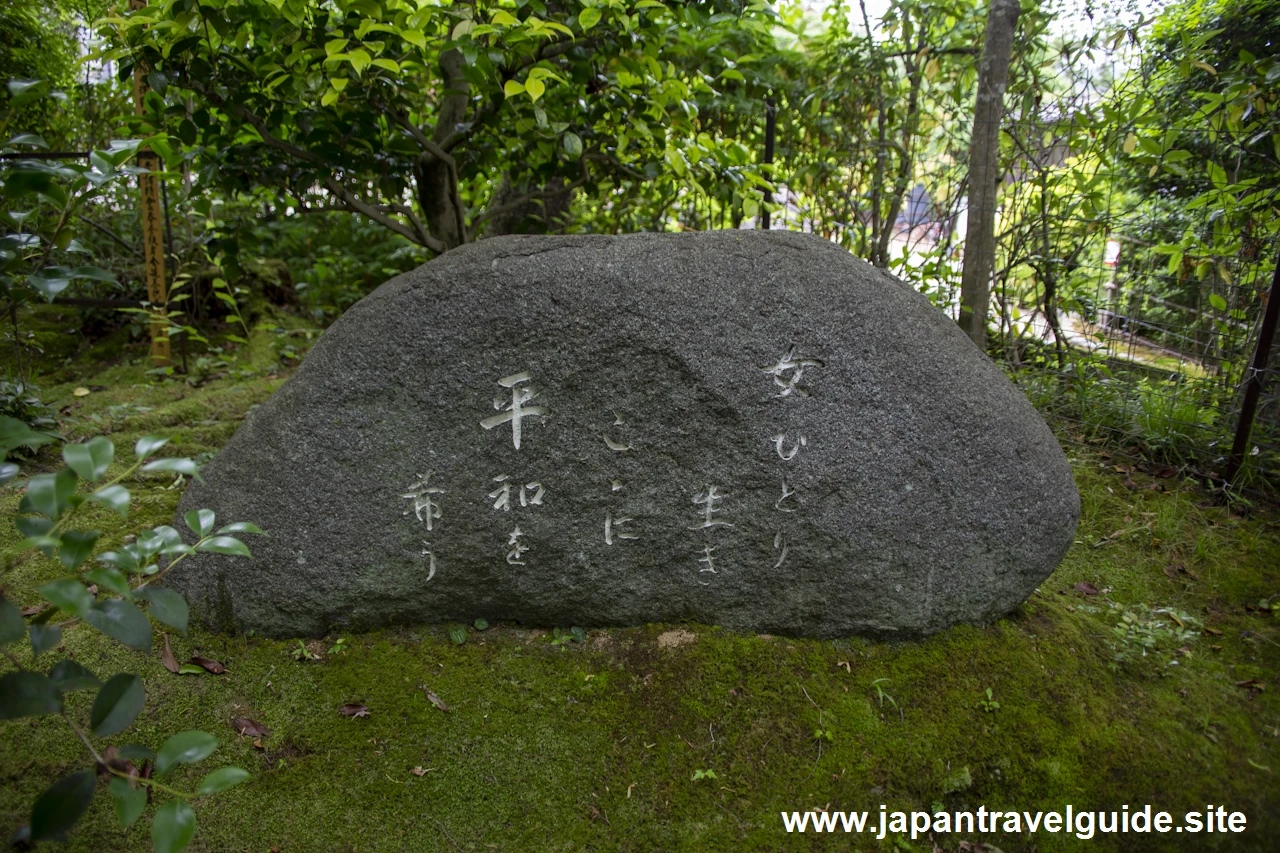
[188,82,445,252]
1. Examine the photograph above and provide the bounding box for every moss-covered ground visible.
[2,306,1279,852]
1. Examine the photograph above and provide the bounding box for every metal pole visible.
[1224,248,1280,485]
[761,96,776,231]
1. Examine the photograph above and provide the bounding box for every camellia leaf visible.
[58,530,101,571]
[195,536,251,557]
[30,770,96,842]
[563,131,583,159]
[134,435,169,460]
[19,469,78,520]
[155,730,219,775]
[196,766,250,795]
[48,660,100,692]
[87,484,131,516]
[184,509,215,538]
[38,578,92,619]
[84,599,152,651]
[62,437,114,482]
[0,461,19,485]
[578,6,601,30]
[84,566,131,598]
[90,673,145,737]
[136,586,189,633]
[141,457,200,478]
[152,800,196,853]
[29,623,62,656]
[503,79,525,98]
[0,598,23,645]
[525,77,545,102]
[0,671,64,719]
[214,521,266,536]
[108,777,147,828]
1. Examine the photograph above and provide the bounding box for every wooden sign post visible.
[130,0,170,367]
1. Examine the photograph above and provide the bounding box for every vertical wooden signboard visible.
[130,0,170,366]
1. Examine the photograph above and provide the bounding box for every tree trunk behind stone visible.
[958,0,1021,350]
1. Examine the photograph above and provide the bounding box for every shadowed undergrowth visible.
[1,306,1278,852]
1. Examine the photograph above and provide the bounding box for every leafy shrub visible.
[1,427,263,850]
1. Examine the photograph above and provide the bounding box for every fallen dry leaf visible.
[190,655,226,674]
[73,387,91,397]
[1204,627,1223,636]
[252,738,264,750]
[20,603,48,617]
[410,766,429,777]
[1075,581,1100,596]
[1236,679,1266,692]
[232,717,270,738]
[339,703,370,718]
[161,635,180,674]
[422,686,449,712]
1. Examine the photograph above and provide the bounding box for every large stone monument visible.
[170,231,1079,639]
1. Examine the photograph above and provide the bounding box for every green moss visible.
[2,340,1278,852]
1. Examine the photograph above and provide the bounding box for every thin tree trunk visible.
[415,49,469,249]
[958,0,1021,350]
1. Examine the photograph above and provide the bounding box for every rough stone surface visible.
[170,231,1079,639]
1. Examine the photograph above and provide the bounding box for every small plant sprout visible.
[871,678,898,710]
[327,637,348,656]
[290,640,317,661]
[979,688,1000,713]
[448,626,467,645]
[691,769,718,782]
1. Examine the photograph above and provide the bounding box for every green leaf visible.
[90,673,145,736]
[0,598,23,645]
[490,9,519,25]
[504,80,525,98]
[108,777,147,828]
[196,766,250,795]
[8,132,49,148]
[525,78,545,102]
[0,415,58,455]
[320,89,339,107]
[0,461,18,485]
[473,618,489,631]
[325,37,349,56]
[29,623,62,656]
[152,800,196,853]
[59,530,101,571]
[20,469,78,519]
[87,484,130,516]
[185,509,215,537]
[215,522,266,536]
[0,672,64,719]
[141,457,200,478]
[117,744,154,761]
[39,578,92,618]
[30,770,95,842]
[347,48,371,74]
[563,132,583,159]
[84,599,152,651]
[195,536,251,557]
[48,660,100,691]
[402,29,426,50]
[178,664,205,675]
[28,268,72,301]
[155,730,219,775]
[449,626,466,645]
[136,586,189,633]
[579,6,601,29]
[1209,293,1227,311]
[62,437,114,482]
[84,566,131,598]
[134,435,169,460]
